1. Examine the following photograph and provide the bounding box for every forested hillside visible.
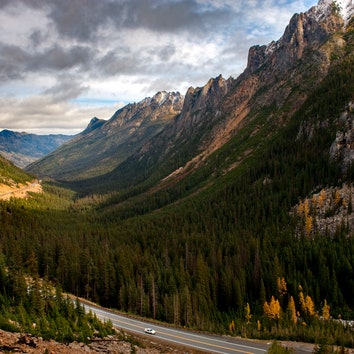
[1,39,354,346]
[1,0,354,349]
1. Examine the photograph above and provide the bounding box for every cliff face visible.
[171,0,347,167]
[144,0,352,188]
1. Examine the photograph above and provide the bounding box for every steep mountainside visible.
[33,0,354,196]
[0,130,72,168]
[27,91,183,180]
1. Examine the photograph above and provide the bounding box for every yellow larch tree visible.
[287,296,297,324]
[298,285,305,312]
[334,189,341,205]
[305,295,315,316]
[305,214,313,237]
[304,199,310,216]
[318,189,326,207]
[298,286,316,317]
[245,302,252,324]
[264,296,281,320]
[277,277,287,299]
[322,299,330,320]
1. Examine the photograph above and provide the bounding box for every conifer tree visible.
[322,299,330,320]
[277,277,287,299]
[318,189,326,207]
[245,302,252,324]
[264,296,281,320]
[305,295,315,317]
[287,296,297,324]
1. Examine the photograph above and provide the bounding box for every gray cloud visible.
[0,44,30,81]
[43,0,234,41]
[115,0,233,33]
[97,49,147,76]
[152,44,176,62]
[31,45,93,71]
[43,76,89,102]
[0,43,93,82]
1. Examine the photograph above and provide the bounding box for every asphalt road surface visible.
[81,301,312,354]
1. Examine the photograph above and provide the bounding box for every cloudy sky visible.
[0,0,318,135]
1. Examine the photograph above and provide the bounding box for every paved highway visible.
[82,301,270,354]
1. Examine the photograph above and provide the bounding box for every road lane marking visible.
[91,311,256,353]
[159,331,255,354]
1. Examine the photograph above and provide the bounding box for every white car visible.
[144,327,156,335]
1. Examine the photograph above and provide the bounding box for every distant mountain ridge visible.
[0,129,73,168]
[27,91,184,181]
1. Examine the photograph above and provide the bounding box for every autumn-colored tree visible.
[298,286,316,317]
[305,215,313,237]
[334,189,341,205]
[322,299,330,320]
[245,303,252,324]
[304,199,310,216]
[297,200,304,215]
[257,319,261,331]
[277,277,287,299]
[264,296,281,320]
[318,189,326,207]
[287,296,297,324]
[304,295,315,316]
[229,320,235,332]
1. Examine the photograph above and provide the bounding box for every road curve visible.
[82,301,269,354]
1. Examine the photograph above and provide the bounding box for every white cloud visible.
[0,0,318,135]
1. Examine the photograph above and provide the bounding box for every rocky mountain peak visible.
[173,75,232,133]
[110,91,184,128]
[151,91,184,108]
[82,117,106,134]
[183,75,231,112]
[245,0,351,75]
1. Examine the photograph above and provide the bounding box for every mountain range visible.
[0,129,73,168]
[26,0,354,196]
[1,0,354,343]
